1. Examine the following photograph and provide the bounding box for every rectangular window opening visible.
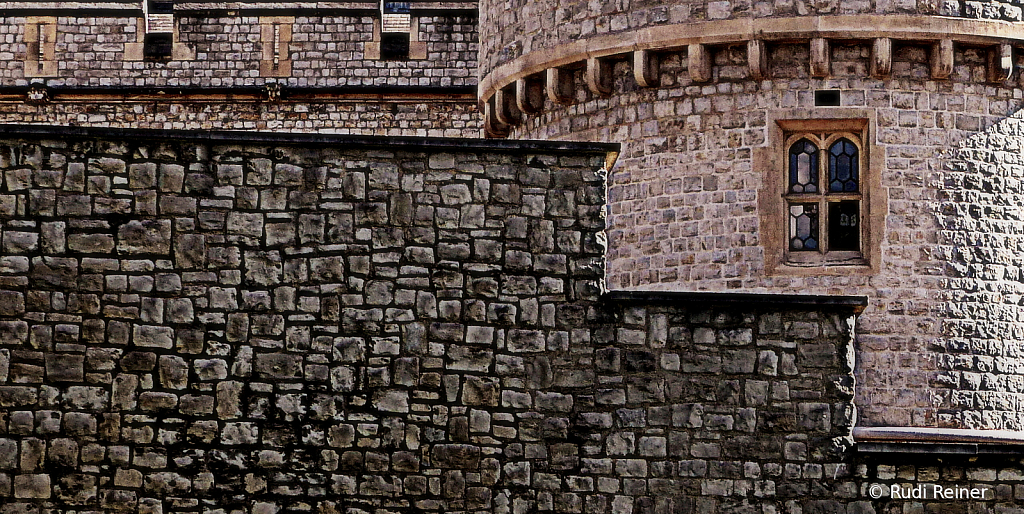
[148,0,174,14]
[381,32,411,60]
[383,2,411,13]
[828,200,860,251]
[778,123,868,268]
[814,90,841,106]
[144,33,173,60]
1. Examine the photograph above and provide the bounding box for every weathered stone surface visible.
[158,355,189,389]
[461,376,500,406]
[133,325,174,349]
[0,129,892,514]
[254,353,302,379]
[373,390,409,413]
[45,354,84,382]
[68,233,114,253]
[221,422,258,445]
[0,386,37,407]
[432,444,481,469]
[0,291,24,316]
[14,474,50,499]
[117,220,172,255]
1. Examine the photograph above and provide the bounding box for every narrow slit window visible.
[36,23,45,71]
[273,23,281,68]
[37,24,44,61]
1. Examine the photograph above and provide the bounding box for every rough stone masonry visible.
[0,125,985,514]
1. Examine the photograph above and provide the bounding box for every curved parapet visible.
[479,15,1024,129]
[479,0,1024,82]
[477,3,1024,430]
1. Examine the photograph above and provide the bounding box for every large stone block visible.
[244,251,283,286]
[0,291,24,316]
[255,353,302,379]
[133,325,174,349]
[68,233,114,253]
[373,390,409,413]
[461,376,499,406]
[432,444,481,469]
[30,257,78,288]
[3,232,38,254]
[117,220,171,255]
[158,355,189,390]
[14,474,50,499]
[0,386,37,407]
[45,354,84,382]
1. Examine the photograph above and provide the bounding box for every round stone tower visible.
[477,0,1024,431]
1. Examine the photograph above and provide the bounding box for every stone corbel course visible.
[479,14,1024,135]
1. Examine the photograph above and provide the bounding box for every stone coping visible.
[854,427,1024,445]
[479,14,1024,105]
[603,291,869,314]
[0,123,619,155]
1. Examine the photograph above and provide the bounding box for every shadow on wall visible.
[934,108,1024,431]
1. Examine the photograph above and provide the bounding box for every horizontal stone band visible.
[853,426,1024,445]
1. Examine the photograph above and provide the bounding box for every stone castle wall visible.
[477,26,1024,431]
[1,126,1024,514]
[0,100,482,137]
[478,0,1019,78]
[0,9,483,138]
[0,126,895,514]
[0,13,478,88]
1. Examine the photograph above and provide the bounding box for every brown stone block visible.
[45,354,84,382]
[14,474,49,499]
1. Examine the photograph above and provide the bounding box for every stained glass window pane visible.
[789,203,819,251]
[828,139,858,192]
[788,139,818,193]
[828,201,860,251]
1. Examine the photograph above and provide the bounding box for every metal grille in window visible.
[383,2,411,13]
[381,32,410,60]
[144,33,173,60]
[788,139,818,193]
[789,204,819,251]
[828,139,859,192]
[148,0,173,14]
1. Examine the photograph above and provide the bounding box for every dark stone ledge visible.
[0,123,619,155]
[858,442,1024,455]
[603,290,869,314]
